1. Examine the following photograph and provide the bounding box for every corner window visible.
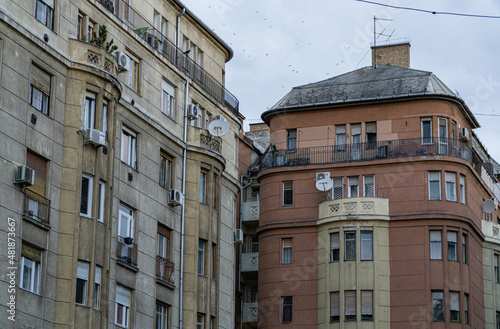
[330,233,339,262]
[361,290,373,321]
[34,0,54,30]
[282,238,293,264]
[281,296,293,323]
[287,129,297,150]
[199,171,207,204]
[123,52,140,93]
[344,231,356,261]
[330,292,339,322]
[75,261,89,305]
[198,240,206,275]
[447,231,458,261]
[432,291,444,321]
[160,153,173,190]
[94,265,102,310]
[450,291,460,322]
[428,171,441,200]
[121,127,137,169]
[29,65,51,115]
[361,231,373,261]
[430,230,442,260]
[283,181,293,206]
[20,243,42,294]
[445,172,456,201]
[421,118,432,144]
[333,177,344,200]
[115,284,131,328]
[345,290,356,321]
[161,80,175,118]
[363,175,375,197]
[347,176,359,198]
[80,174,93,218]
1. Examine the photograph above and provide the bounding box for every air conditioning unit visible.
[187,104,199,119]
[234,229,243,245]
[460,127,470,141]
[115,51,129,72]
[14,165,35,187]
[168,189,183,206]
[84,128,106,147]
[145,33,159,49]
[316,172,330,182]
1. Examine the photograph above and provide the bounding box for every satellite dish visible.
[208,115,228,137]
[315,178,333,192]
[483,199,496,214]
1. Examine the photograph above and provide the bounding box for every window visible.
[20,243,42,294]
[212,174,218,208]
[282,296,292,323]
[80,174,93,217]
[97,181,105,223]
[34,0,54,29]
[333,177,344,200]
[421,118,432,144]
[347,176,359,198]
[345,231,356,261]
[432,291,444,321]
[124,52,140,92]
[361,290,373,321]
[156,303,170,329]
[283,181,293,206]
[84,92,96,130]
[450,291,460,322]
[351,124,361,160]
[462,234,467,264]
[336,125,346,150]
[330,292,340,322]
[361,231,373,261]
[197,313,205,329]
[160,153,173,190]
[250,235,259,253]
[211,243,217,279]
[330,233,339,262]
[102,100,108,138]
[287,129,297,150]
[430,230,442,260]
[345,291,356,321]
[198,240,206,275]
[464,294,469,324]
[366,122,377,149]
[460,174,465,204]
[77,12,84,40]
[200,171,207,204]
[451,121,457,145]
[94,265,102,310]
[161,80,175,118]
[495,254,499,283]
[438,117,448,154]
[282,238,293,264]
[445,172,456,201]
[118,204,134,239]
[115,284,131,328]
[157,225,171,260]
[447,231,458,261]
[75,261,89,305]
[363,175,375,197]
[251,187,260,202]
[121,127,137,169]
[209,316,214,329]
[498,312,500,329]
[428,171,441,200]
[87,19,96,42]
[249,284,258,302]
[26,150,48,220]
[29,65,50,115]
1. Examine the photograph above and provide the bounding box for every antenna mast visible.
[373,16,393,67]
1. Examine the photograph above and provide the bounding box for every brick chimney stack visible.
[371,42,410,68]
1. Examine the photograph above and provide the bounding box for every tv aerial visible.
[208,115,228,137]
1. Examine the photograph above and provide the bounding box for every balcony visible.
[242,302,258,323]
[187,126,222,155]
[318,197,390,224]
[22,189,50,226]
[241,252,258,273]
[241,201,259,222]
[117,238,138,268]
[68,39,118,76]
[482,219,500,243]
[96,0,239,114]
[255,138,475,171]
[156,256,175,286]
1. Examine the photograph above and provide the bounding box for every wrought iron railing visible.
[23,189,50,225]
[256,138,477,170]
[97,0,239,114]
[117,238,138,267]
[156,256,175,284]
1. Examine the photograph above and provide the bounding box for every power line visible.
[354,0,500,19]
[473,113,500,117]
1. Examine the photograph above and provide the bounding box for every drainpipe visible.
[176,8,186,66]
[239,174,253,329]
[179,77,189,329]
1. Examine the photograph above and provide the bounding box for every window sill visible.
[121,161,139,172]
[282,204,294,207]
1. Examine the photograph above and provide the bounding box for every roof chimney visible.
[371,41,410,68]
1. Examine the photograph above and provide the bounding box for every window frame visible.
[460,174,466,204]
[361,290,373,321]
[34,0,54,30]
[197,313,205,329]
[445,172,457,202]
[345,290,356,321]
[282,181,293,206]
[347,176,359,198]
[123,52,140,93]
[20,246,42,295]
[462,233,467,264]
[281,296,293,323]
[115,284,131,328]
[161,79,175,119]
[102,99,108,139]
[118,203,134,239]
[29,85,50,115]
[464,293,469,324]
[75,261,89,306]
[449,291,460,322]
[361,231,373,261]
[94,265,102,310]
[199,171,207,204]
[430,230,442,260]
[97,181,105,223]
[156,302,170,329]
[363,174,375,197]
[198,239,206,276]
[157,226,171,260]
[336,125,346,151]
[286,129,297,150]
[84,92,96,130]
[495,254,499,283]
[447,231,458,261]
[282,238,293,264]
[333,177,344,200]
[428,171,441,201]
[29,64,51,116]
[432,290,444,322]
[421,118,433,144]
[80,174,93,218]
[160,152,173,190]
[330,232,340,262]
[121,127,137,169]
[330,291,340,322]
[344,231,356,261]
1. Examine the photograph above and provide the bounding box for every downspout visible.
[179,77,189,329]
[239,174,253,329]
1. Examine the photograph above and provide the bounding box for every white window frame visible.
[450,291,460,322]
[447,231,458,261]
[421,118,433,144]
[445,172,456,201]
[118,204,134,239]
[347,176,359,198]
[84,92,96,130]
[161,80,175,118]
[156,303,170,329]
[76,261,89,305]
[102,100,108,138]
[97,181,105,223]
[94,265,102,310]
[124,52,140,92]
[428,171,441,200]
[80,174,93,218]
[121,127,137,169]
[430,230,442,260]
[20,255,42,294]
[115,284,131,328]
[460,174,465,204]
[197,313,205,329]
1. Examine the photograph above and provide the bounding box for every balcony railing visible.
[156,256,175,285]
[256,138,475,170]
[117,238,138,267]
[241,201,259,222]
[241,252,258,272]
[22,189,50,226]
[97,0,239,114]
[242,302,258,323]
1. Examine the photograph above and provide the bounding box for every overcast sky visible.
[183,0,500,161]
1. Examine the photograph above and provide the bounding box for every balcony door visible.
[351,124,361,160]
[439,118,448,155]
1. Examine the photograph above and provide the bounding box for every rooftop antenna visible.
[373,16,393,67]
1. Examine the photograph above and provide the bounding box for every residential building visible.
[0,0,240,328]
[237,42,500,328]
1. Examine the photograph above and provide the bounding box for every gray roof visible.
[263,64,479,127]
